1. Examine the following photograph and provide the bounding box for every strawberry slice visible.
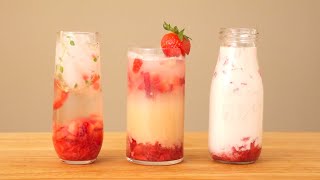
[161,22,191,57]
[143,72,153,98]
[132,58,143,73]
[53,79,69,110]
[156,81,173,93]
[91,74,101,90]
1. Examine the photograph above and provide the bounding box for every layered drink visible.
[126,48,185,165]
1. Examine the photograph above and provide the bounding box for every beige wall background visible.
[0,0,319,132]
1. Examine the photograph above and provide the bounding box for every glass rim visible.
[128,47,183,51]
[57,31,99,35]
[127,47,186,61]
[219,28,258,35]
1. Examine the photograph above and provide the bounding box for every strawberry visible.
[156,81,173,93]
[53,80,69,110]
[143,72,153,98]
[161,22,191,57]
[132,58,143,73]
[91,74,100,84]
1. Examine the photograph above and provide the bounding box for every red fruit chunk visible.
[156,82,173,93]
[92,82,100,90]
[126,136,183,162]
[132,58,143,73]
[211,138,261,163]
[143,72,153,98]
[91,74,100,84]
[53,80,69,110]
[52,115,103,161]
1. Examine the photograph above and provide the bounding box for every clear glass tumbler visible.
[52,31,103,165]
[126,48,185,165]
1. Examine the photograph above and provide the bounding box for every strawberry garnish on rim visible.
[161,22,191,57]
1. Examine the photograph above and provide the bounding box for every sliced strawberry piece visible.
[53,80,69,110]
[143,72,153,98]
[132,58,143,73]
[91,74,100,84]
[156,81,173,93]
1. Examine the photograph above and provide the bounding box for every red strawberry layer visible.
[126,136,183,162]
[53,115,103,161]
[211,139,261,163]
[128,68,185,98]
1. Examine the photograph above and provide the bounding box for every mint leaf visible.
[59,65,64,73]
[70,40,75,46]
[93,57,97,62]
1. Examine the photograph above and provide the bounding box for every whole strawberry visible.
[161,22,191,57]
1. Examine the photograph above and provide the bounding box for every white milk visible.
[209,46,263,156]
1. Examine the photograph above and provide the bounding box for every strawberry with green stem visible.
[161,22,191,57]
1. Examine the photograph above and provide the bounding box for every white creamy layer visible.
[209,47,263,153]
[127,91,184,147]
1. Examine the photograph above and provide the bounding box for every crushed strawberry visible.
[126,136,183,162]
[211,138,261,163]
[53,115,103,161]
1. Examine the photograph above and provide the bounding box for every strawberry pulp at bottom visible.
[53,116,103,161]
[211,139,261,163]
[127,137,183,161]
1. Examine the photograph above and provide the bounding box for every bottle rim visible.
[220,28,258,42]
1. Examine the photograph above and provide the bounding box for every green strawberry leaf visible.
[163,21,192,40]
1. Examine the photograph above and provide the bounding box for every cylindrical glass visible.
[209,28,263,164]
[126,48,185,165]
[52,31,103,165]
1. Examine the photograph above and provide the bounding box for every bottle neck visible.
[219,28,258,48]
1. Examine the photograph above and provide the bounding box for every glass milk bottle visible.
[52,32,103,165]
[209,28,263,164]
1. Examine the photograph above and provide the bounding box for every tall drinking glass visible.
[126,48,185,165]
[52,31,103,165]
